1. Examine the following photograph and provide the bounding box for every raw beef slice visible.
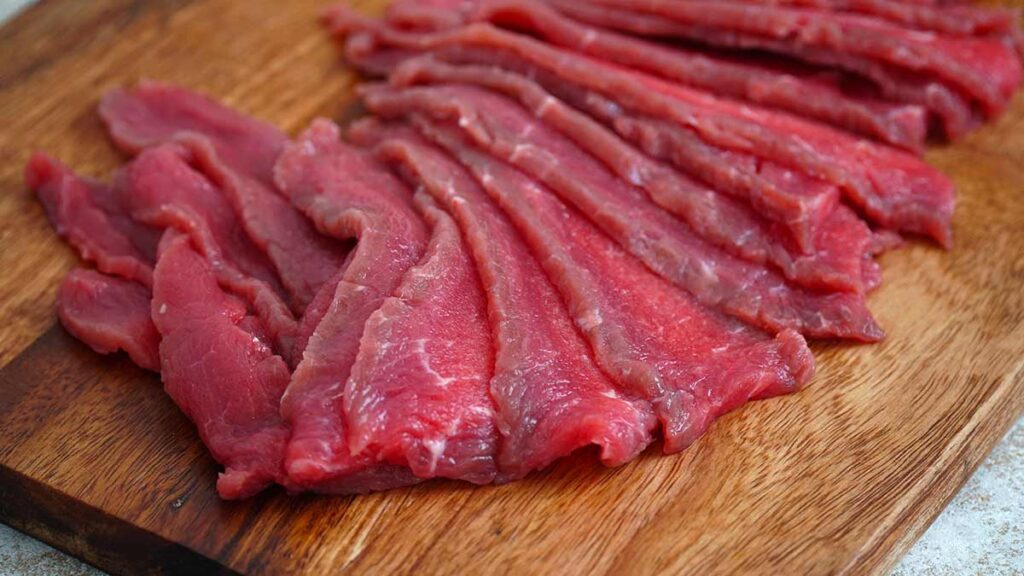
[360,82,884,341]
[152,231,291,500]
[344,191,498,484]
[101,82,348,313]
[387,55,878,294]
[27,153,161,370]
[27,153,157,287]
[273,119,429,493]
[572,0,1022,116]
[546,0,981,139]
[347,119,656,479]
[472,0,928,151]
[325,14,956,247]
[116,143,301,364]
[412,118,815,451]
[57,268,160,372]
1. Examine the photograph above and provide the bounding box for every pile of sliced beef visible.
[26,0,1020,499]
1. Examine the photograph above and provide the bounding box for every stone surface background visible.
[0,1,1020,574]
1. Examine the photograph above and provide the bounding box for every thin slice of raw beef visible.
[273,119,429,493]
[100,83,348,313]
[116,143,301,364]
[343,191,498,484]
[118,144,286,298]
[571,0,1022,117]
[152,231,291,500]
[726,0,1018,37]
[385,0,475,15]
[573,94,880,285]
[380,0,929,150]
[381,54,889,298]
[344,31,425,76]
[335,9,847,250]
[27,154,164,372]
[519,64,846,246]
[360,83,883,341]
[405,118,814,452]
[546,0,980,139]
[384,11,455,32]
[286,262,351,366]
[469,0,927,151]
[57,268,160,372]
[346,119,656,479]
[388,56,876,293]
[325,17,956,246]
[100,81,283,179]
[26,153,158,287]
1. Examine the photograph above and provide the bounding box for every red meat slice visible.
[343,31,425,76]
[574,0,1022,117]
[380,1,929,150]
[118,144,285,298]
[574,97,880,290]
[27,154,164,371]
[408,118,814,452]
[385,0,1017,39]
[384,0,469,31]
[725,0,1018,37]
[378,53,891,297]
[100,82,348,312]
[26,153,158,287]
[100,82,283,180]
[325,17,955,247]
[470,0,927,151]
[287,263,351,366]
[116,143,301,364]
[514,63,844,245]
[346,120,656,479]
[27,144,341,372]
[360,83,883,341]
[335,11,845,249]
[548,0,980,139]
[388,56,876,293]
[344,192,499,484]
[385,0,474,14]
[273,119,429,493]
[152,231,291,500]
[57,269,160,372]
[612,60,957,245]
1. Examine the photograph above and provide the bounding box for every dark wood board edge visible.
[846,365,1024,575]
[0,465,235,576]
[0,325,227,576]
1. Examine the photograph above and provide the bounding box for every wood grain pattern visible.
[0,1,1022,574]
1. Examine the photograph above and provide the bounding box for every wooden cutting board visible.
[1,1,1022,574]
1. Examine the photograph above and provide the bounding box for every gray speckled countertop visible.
[0,1,1021,574]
